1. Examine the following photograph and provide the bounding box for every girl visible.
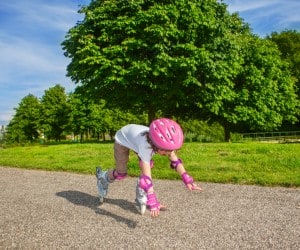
[96,118,203,217]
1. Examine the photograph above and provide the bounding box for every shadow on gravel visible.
[56,190,138,229]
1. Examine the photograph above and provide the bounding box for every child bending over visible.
[96,118,203,217]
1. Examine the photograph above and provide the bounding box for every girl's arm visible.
[168,151,203,191]
[139,161,166,217]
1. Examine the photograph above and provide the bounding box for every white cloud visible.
[0,32,72,105]
[0,1,83,82]
[0,0,84,125]
[0,111,15,124]
[223,0,300,36]
[0,1,83,32]
[0,36,65,75]
[223,0,278,13]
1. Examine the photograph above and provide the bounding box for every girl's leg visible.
[96,142,129,203]
[107,142,129,181]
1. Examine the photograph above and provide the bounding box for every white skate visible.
[135,177,147,215]
[96,167,109,204]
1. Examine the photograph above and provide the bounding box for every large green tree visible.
[62,0,248,122]
[62,0,298,141]
[6,94,41,143]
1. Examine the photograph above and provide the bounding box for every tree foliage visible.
[6,94,41,143]
[40,85,71,141]
[4,83,149,144]
[69,92,148,141]
[268,30,300,124]
[62,0,299,141]
[216,36,299,140]
[62,0,250,122]
[268,30,300,84]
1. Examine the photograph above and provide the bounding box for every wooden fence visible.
[241,131,300,142]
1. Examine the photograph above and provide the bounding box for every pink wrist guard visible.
[139,175,160,211]
[181,172,194,186]
[170,158,182,170]
[147,192,160,211]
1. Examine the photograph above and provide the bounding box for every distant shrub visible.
[181,119,224,142]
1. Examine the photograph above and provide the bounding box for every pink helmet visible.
[149,118,184,150]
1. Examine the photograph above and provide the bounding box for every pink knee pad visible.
[139,175,153,193]
[113,169,127,180]
[139,160,154,168]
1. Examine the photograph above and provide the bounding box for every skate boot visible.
[96,167,110,204]
[135,177,147,215]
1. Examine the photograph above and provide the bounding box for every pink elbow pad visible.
[170,158,182,170]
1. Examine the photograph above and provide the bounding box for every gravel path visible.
[0,166,299,249]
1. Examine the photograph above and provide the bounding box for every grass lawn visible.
[0,142,299,187]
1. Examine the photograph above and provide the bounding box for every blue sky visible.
[1,0,300,126]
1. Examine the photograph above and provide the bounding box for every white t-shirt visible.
[115,124,155,164]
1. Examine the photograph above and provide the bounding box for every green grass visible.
[0,142,299,187]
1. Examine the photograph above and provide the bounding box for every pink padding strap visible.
[147,192,160,211]
[181,172,194,186]
[113,170,127,180]
[170,158,182,170]
[139,175,153,193]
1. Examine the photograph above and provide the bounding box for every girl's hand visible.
[181,172,204,192]
[150,204,167,217]
[186,183,203,192]
[147,192,166,217]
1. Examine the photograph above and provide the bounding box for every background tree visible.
[200,34,299,141]
[268,30,300,85]
[40,85,70,141]
[69,93,148,142]
[268,30,300,129]
[0,125,5,140]
[6,94,41,143]
[62,0,299,141]
[89,99,110,141]
[89,102,141,141]
[105,107,148,139]
[68,93,94,142]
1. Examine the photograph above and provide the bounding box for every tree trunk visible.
[147,105,156,124]
[223,120,231,142]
